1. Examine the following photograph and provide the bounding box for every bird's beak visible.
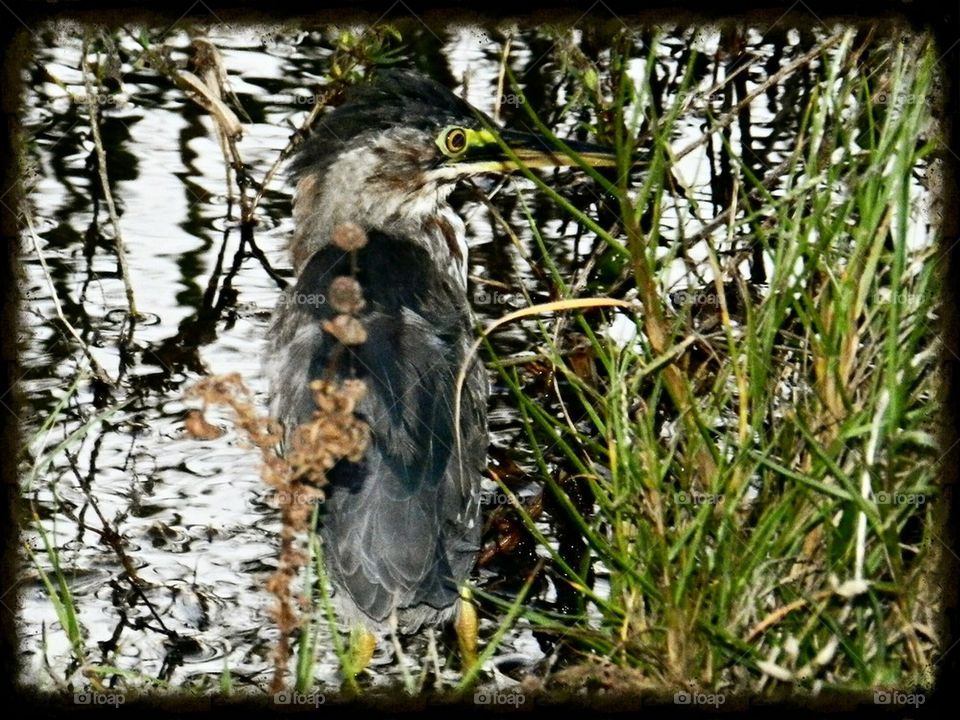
[494,129,619,170]
[453,128,619,175]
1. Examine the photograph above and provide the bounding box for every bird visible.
[264,69,616,665]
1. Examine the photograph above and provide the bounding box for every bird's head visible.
[289,70,617,273]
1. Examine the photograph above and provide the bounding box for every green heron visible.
[265,70,615,660]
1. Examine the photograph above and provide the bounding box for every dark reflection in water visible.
[18,24,868,691]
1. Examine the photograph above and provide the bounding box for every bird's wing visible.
[266,232,484,621]
[321,309,468,620]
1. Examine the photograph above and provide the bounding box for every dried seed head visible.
[331,222,367,251]
[328,275,365,314]
[287,379,370,485]
[323,314,367,345]
[184,409,225,440]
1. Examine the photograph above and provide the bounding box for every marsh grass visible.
[476,28,941,693]
[21,365,134,690]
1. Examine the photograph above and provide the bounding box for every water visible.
[16,23,933,694]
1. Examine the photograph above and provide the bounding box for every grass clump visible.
[479,27,941,695]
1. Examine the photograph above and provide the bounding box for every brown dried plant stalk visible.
[186,373,369,693]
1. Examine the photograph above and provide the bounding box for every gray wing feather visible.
[266,264,486,628]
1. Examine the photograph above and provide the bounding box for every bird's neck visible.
[290,148,468,288]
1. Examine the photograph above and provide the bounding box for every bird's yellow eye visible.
[439,126,468,157]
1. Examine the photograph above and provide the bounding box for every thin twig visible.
[454,298,635,462]
[673,29,847,163]
[81,38,137,319]
[744,590,832,643]
[676,151,801,247]
[247,84,341,219]
[189,37,252,222]
[493,32,513,125]
[63,449,175,637]
[23,206,115,387]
